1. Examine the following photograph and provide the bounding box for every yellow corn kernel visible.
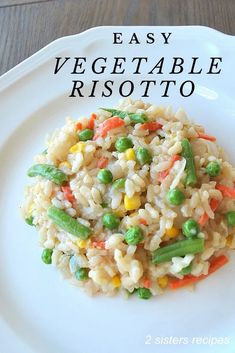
[226,235,234,248]
[69,142,85,153]
[112,275,121,288]
[124,194,141,211]
[115,206,126,218]
[77,239,91,249]
[157,275,169,289]
[59,161,72,169]
[165,227,180,238]
[77,142,85,151]
[125,148,135,160]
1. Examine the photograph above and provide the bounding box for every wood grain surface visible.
[0,0,235,76]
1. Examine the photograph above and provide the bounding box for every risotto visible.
[21,98,235,299]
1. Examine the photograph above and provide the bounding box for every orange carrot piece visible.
[139,218,148,226]
[208,254,229,274]
[75,122,83,131]
[169,255,229,290]
[158,169,170,182]
[157,155,181,182]
[171,154,181,163]
[97,157,109,169]
[216,184,235,198]
[198,198,220,226]
[92,241,106,250]
[140,122,163,131]
[61,185,76,203]
[197,133,216,142]
[87,113,97,130]
[93,116,125,140]
[198,213,209,227]
[143,278,151,289]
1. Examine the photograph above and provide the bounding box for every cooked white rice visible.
[21,98,235,298]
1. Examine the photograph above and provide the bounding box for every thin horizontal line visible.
[0,0,54,9]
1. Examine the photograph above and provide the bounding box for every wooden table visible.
[1,0,235,76]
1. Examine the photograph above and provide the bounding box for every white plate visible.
[0,26,235,353]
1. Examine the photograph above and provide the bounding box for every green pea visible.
[75,268,89,281]
[102,212,120,230]
[179,263,192,275]
[167,188,185,206]
[112,178,125,189]
[225,211,235,226]
[124,226,144,245]
[115,137,133,152]
[137,288,152,299]
[97,169,113,184]
[205,161,221,177]
[25,215,35,226]
[136,147,152,165]
[41,248,53,264]
[78,128,94,141]
[182,219,199,238]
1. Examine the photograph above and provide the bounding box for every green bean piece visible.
[152,238,204,264]
[137,288,152,299]
[25,215,35,226]
[112,178,125,189]
[179,263,193,275]
[41,248,53,264]
[128,113,148,124]
[27,164,68,185]
[47,206,92,239]
[181,138,197,186]
[101,108,148,124]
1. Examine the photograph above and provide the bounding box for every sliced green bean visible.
[179,263,193,275]
[101,108,148,124]
[181,138,197,186]
[27,164,68,185]
[152,238,204,264]
[47,206,91,239]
